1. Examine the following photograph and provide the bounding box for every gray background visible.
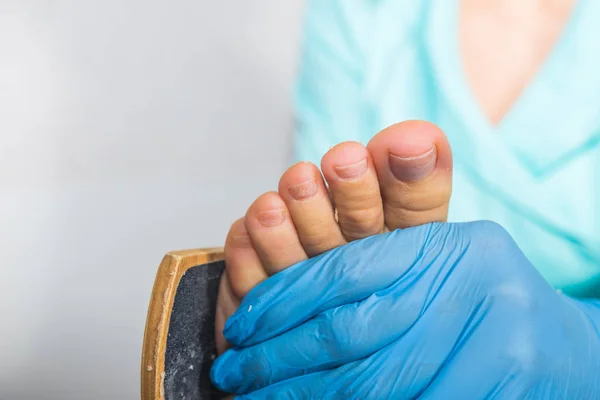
[0,1,305,398]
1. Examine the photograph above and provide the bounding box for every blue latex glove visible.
[211,222,600,399]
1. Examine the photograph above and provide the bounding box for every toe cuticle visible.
[257,209,286,227]
[288,178,318,200]
[333,158,368,180]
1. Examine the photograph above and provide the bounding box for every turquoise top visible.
[293,0,600,296]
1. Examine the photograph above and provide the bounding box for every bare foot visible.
[215,121,453,354]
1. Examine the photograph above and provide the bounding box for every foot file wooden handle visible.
[141,248,229,400]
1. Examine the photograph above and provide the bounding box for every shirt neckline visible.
[425,0,600,177]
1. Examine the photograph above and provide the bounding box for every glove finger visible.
[212,259,486,395]
[234,298,484,400]
[233,354,383,400]
[223,225,437,347]
[233,336,432,400]
[212,275,428,394]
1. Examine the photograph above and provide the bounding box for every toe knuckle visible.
[339,208,384,240]
[472,220,512,245]
[466,221,518,267]
[499,328,547,380]
[315,312,352,358]
[302,234,341,255]
[387,184,451,212]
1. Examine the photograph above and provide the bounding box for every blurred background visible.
[0,1,305,398]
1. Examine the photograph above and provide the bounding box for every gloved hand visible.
[211,222,600,399]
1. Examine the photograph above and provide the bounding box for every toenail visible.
[389,146,437,181]
[288,178,318,200]
[333,159,368,180]
[231,233,252,246]
[257,209,286,227]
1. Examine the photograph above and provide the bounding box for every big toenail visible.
[334,159,368,179]
[288,178,318,200]
[257,209,286,227]
[389,146,437,181]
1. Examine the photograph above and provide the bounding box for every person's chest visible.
[459,0,576,125]
[360,0,600,294]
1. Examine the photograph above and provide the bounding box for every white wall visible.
[0,2,304,398]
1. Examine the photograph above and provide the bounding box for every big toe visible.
[367,120,452,230]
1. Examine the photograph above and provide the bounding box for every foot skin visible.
[215,121,453,354]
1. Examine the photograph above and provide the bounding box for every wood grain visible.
[141,248,224,400]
